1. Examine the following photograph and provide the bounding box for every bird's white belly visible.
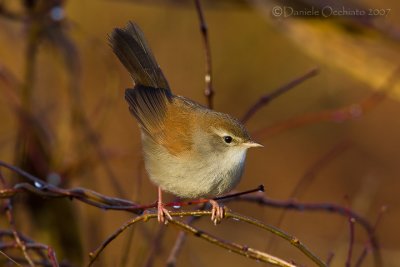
[143,137,247,198]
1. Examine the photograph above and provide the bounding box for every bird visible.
[108,21,262,224]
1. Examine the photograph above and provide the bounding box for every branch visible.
[89,211,326,267]
[346,217,356,267]
[233,194,380,261]
[194,0,214,109]
[225,212,326,267]
[253,66,400,140]
[0,160,263,214]
[166,205,206,267]
[0,229,59,267]
[289,140,351,199]
[326,252,334,266]
[0,158,144,213]
[1,171,35,267]
[241,68,319,123]
[142,225,166,267]
[268,139,352,250]
[355,206,387,267]
[253,90,385,139]
[1,160,377,266]
[170,218,296,267]
[0,182,144,213]
[88,215,151,267]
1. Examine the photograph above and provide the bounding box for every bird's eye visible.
[223,136,233,144]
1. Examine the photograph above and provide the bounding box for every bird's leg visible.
[157,187,172,223]
[209,199,225,225]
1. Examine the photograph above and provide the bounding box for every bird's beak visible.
[242,141,263,148]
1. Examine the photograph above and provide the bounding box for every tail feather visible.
[108,21,170,90]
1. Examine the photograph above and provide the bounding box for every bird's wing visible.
[125,86,172,141]
[125,88,194,155]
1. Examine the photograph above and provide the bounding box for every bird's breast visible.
[142,132,247,198]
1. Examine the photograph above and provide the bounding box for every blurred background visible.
[0,0,400,266]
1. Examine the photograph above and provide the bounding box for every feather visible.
[125,86,172,140]
[109,21,170,90]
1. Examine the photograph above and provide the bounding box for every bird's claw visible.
[157,202,172,224]
[210,200,225,225]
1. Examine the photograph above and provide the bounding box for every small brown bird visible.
[109,22,262,224]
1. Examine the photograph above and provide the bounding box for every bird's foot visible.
[209,199,225,225]
[157,201,172,224]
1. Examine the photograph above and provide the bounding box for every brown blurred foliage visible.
[0,0,400,266]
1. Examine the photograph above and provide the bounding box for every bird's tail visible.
[108,21,170,90]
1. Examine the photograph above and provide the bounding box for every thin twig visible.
[225,212,326,267]
[0,230,47,259]
[1,159,376,253]
[118,227,136,267]
[234,194,378,250]
[1,160,377,266]
[0,249,22,267]
[166,205,206,267]
[169,218,296,267]
[241,68,319,123]
[253,90,385,139]
[88,215,149,266]
[0,160,374,240]
[0,160,144,213]
[166,230,188,267]
[344,195,355,267]
[215,184,265,200]
[253,66,400,140]
[0,159,262,217]
[267,139,351,250]
[142,225,166,267]
[0,171,35,267]
[346,217,356,267]
[354,206,387,267]
[194,0,214,109]
[51,10,127,198]
[74,113,127,198]
[289,140,351,199]
[326,252,334,266]
[89,211,323,267]
[0,242,59,267]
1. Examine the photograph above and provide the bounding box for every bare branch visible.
[1,160,377,266]
[289,140,351,199]
[0,242,59,267]
[225,212,326,267]
[170,218,296,267]
[253,66,400,140]
[355,206,387,267]
[1,171,35,267]
[89,211,325,267]
[233,194,378,253]
[88,215,149,266]
[241,68,319,123]
[346,217,356,267]
[326,252,334,266]
[194,0,214,108]
[166,206,205,267]
[267,139,351,251]
[142,226,166,267]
